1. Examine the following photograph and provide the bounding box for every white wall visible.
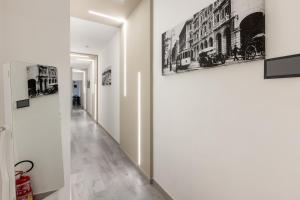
[72,71,84,81]
[0,0,5,125]
[98,31,120,142]
[1,0,70,199]
[86,64,97,119]
[86,66,93,116]
[120,0,151,177]
[154,0,300,200]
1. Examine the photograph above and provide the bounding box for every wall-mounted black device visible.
[16,99,30,109]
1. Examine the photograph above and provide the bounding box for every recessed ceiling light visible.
[70,53,89,58]
[112,0,125,3]
[72,69,85,73]
[88,10,126,23]
[76,58,94,62]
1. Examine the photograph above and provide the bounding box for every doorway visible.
[240,12,265,50]
[216,33,222,54]
[72,80,83,108]
[71,53,98,122]
[224,28,231,56]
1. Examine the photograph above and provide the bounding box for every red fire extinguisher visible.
[15,160,34,200]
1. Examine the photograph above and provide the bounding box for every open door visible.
[3,61,65,199]
[0,127,15,200]
[1,64,15,200]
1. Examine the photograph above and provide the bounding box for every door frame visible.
[2,63,16,200]
[70,52,99,122]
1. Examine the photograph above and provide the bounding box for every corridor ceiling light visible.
[76,58,95,62]
[88,10,126,24]
[70,54,90,58]
[72,69,85,73]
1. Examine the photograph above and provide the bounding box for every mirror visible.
[9,61,64,198]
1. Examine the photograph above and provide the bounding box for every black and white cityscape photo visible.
[162,0,265,75]
[102,67,112,86]
[27,65,59,98]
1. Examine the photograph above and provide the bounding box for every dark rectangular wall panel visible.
[265,54,300,79]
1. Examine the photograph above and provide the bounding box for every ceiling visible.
[71,0,142,26]
[70,53,98,69]
[71,59,90,70]
[71,0,142,68]
[71,17,119,54]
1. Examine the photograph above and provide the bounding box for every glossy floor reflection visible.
[71,109,167,200]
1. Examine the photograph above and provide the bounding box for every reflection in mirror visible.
[9,61,64,199]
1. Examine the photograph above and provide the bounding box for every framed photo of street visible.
[264,54,300,79]
[161,0,265,76]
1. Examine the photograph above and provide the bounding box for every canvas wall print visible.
[27,65,58,98]
[102,67,112,86]
[162,0,265,75]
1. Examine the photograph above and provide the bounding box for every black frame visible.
[264,53,300,79]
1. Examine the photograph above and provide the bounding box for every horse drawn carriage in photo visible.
[198,33,265,67]
[235,33,265,60]
[242,33,265,60]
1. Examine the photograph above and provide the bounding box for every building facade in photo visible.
[162,0,265,75]
[27,65,59,98]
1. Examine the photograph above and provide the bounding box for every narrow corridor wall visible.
[120,0,151,178]
[86,65,94,117]
[153,0,300,200]
[0,0,5,124]
[98,31,121,142]
[1,0,71,199]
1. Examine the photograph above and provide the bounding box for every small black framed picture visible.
[265,54,300,79]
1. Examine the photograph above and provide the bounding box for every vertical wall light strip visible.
[94,83,97,120]
[83,71,87,110]
[138,72,141,166]
[92,60,97,121]
[123,22,127,97]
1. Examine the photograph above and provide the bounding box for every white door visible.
[1,63,16,200]
[0,127,15,200]
[0,126,9,200]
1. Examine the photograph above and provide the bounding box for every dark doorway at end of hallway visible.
[73,81,82,108]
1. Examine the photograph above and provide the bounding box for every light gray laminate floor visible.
[71,109,167,200]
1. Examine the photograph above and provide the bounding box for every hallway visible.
[71,109,167,200]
